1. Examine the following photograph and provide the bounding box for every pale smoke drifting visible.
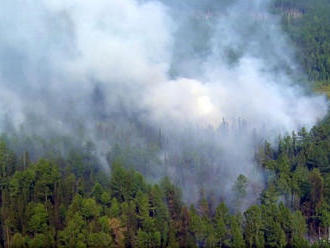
[0,0,327,205]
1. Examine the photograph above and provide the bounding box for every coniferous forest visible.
[3,117,330,247]
[273,0,330,84]
[0,0,330,247]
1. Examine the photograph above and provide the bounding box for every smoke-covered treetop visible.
[0,0,327,205]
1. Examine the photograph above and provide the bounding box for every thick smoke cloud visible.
[0,0,327,206]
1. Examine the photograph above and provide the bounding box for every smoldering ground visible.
[0,0,327,208]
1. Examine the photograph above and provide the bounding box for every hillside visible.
[2,119,330,246]
[0,0,329,247]
[273,0,330,85]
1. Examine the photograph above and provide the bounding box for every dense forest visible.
[273,0,330,84]
[0,0,329,247]
[2,116,330,247]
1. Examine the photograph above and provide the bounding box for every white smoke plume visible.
[0,0,327,206]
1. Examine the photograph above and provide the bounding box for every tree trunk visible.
[6,226,9,248]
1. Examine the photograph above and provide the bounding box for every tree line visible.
[2,115,330,247]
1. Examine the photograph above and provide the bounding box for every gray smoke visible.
[0,0,327,206]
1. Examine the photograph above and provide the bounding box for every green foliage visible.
[110,161,146,202]
[273,0,330,83]
[0,137,313,248]
[244,206,264,248]
[7,114,330,247]
[58,212,87,248]
[230,215,245,248]
[0,1,330,246]
[87,232,113,248]
[28,233,51,248]
[11,233,26,248]
[26,203,48,234]
[214,203,231,246]
[233,175,248,212]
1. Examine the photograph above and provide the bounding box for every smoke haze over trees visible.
[0,0,326,203]
[0,0,329,247]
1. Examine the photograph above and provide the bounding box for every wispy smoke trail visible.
[0,0,327,206]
